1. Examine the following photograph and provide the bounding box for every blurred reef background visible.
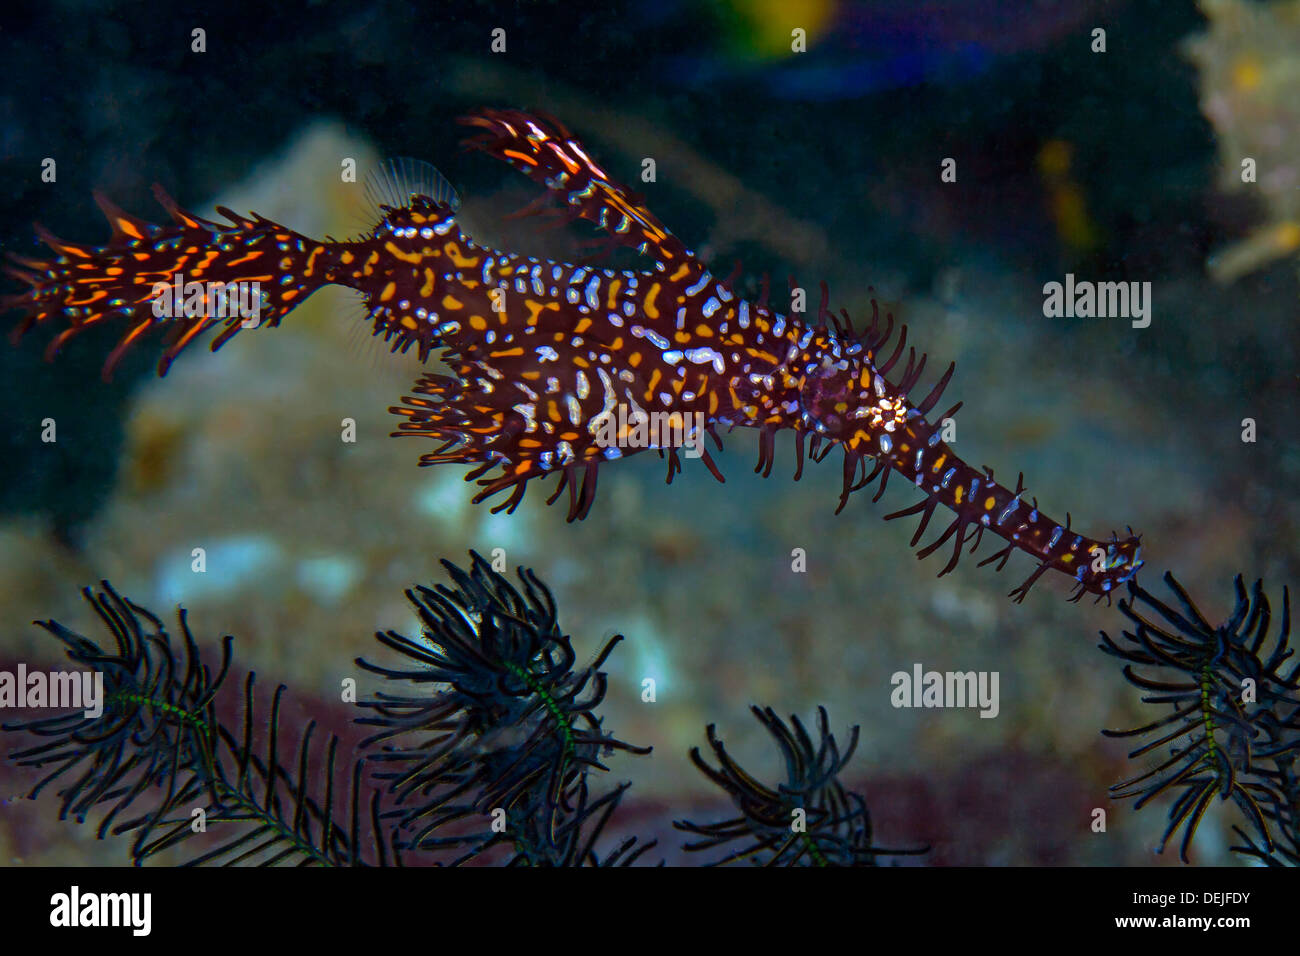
[0,0,1296,864]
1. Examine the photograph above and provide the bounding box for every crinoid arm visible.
[674,706,927,866]
[1100,572,1299,863]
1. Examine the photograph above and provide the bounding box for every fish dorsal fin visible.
[364,157,461,221]
[459,109,692,270]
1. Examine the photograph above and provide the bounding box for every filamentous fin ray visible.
[364,157,461,225]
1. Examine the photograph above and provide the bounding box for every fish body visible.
[3,108,1142,600]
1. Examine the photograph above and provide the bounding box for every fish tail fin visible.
[4,185,338,379]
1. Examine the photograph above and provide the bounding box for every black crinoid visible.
[3,582,398,866]
[3,553,654,866]
[3,584,228,849]
[354,550,654,865]
[1100,571,1299,864]
[674,705,926,866]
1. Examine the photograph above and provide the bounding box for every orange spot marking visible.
[643,283,661,319]
[301,247,324,277]
[442,295,464,311]
[444,242,480,269]
[503,149,538,167]
[524,299,558,325]
[385,241,424,264]
[380,282,396,302]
